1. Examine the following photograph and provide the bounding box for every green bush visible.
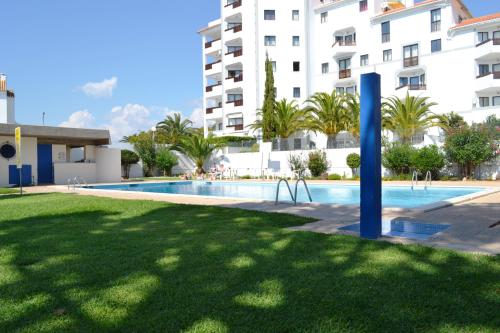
[156,148,178,176]
[382,174,413,181]
[308,150,329,177]
[412,145,445,178]
[382,143,417,175]
[121,150,140,179]
[288,154,307,178]
[346,153,361,175]
[328,173,342,180]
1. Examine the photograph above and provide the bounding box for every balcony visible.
[475,39,500,62]
[225,24,242,33]
[396,84,427,91]
[206,104,222,115]
[224,0,242,11]
[227,124,244,131]
[339,69,351,79]
[205,38,221,49]
[403,56,419,68]
[475,72,500,93]
[205,82,222,93]
[226,48,243,57]
[205,60,221,71]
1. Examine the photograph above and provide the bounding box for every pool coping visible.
[63,181,499,215]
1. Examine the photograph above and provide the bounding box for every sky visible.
[2,0,499,145]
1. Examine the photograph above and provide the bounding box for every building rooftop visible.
[451,12,500,29]
[0,123,111,146]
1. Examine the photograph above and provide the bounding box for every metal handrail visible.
[424,171,432,190]
[411,170,418,190]
[275,178,295,205]
[294,178,312,206]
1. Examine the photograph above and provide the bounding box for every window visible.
[228,117,244,126]
[359,0,368,12]
[227,94,243,102]
[493,96,500,106]
[264,10,275,20]
[479,97,490,107]
[292,10,299,21]
[399,77,408,87]
[478,32,489,43]
[360,54,369,66]
[264,35,276,46]
[322,62,329,74]
[293,87,301,98]
[321,12,328,23]
[271,61,277,72]
[494,31,500,41]
[383,49,392,62]
[293,61,300,72]
[346,86,356,95]
[478,64,490,77]
[339,58,351,78]
[431,9,441,32]
[381,21,390,43]
[431,39,441,52]
[403,44,419,67]
[294,138,302,150]
[410,76,420,87]
[336,87,345,95]
[292,36,300,46]
[493,63,500,73]
[217,122,223,131]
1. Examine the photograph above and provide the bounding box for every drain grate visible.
[489,221,500,229]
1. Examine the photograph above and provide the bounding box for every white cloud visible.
[188,107,204,128]
[80,77,118,98]
[59,110,96,128]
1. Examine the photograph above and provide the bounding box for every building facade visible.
[199,0,500,145]
[0,74,121,186]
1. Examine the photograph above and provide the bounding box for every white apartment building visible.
[199,0,500,148]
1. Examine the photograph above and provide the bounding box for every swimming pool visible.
[86,181,485,209]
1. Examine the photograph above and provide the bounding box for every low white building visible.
[0,74,121,186]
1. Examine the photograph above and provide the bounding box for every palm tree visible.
[156,113,193,149]
[305,91,346,148]
[178,134,223,175]
[383,92,439,144]
[249,99,310,150]
[344,93,360,140]
[438,112,467,134]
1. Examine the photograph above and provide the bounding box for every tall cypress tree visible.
[262,54,276,141]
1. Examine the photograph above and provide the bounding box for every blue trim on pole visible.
[360,73,382,239]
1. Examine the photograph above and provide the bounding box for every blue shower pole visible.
[360,73,382,239]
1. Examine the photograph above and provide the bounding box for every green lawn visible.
[0,188,19,195]
[0,194,498,333]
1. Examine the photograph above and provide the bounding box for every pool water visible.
[87,181,484,209]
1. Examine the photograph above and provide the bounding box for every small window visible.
[293,87,301,98]
[346,86,356,95]
[336,87,345,95]
[399,77,408,87]
[431,9,441,32]
[271,61,277,72]
[359,0,368,12]
[264,35,276,46]
[294,138,302,150]
[321,12,328,23]
[493,96,500,106]
[228,117,244,126]
[293,61,300,72]
[431,39,441,52]
[264,10,275,20]
[381,21,390,43]
[383,49,392,62]
[292,36,300,46]
[360,54,369,66]
[478,64,489,77]
[321,62,329,74]
[292,10,299,21]
[479,97,490,107]
[478,32,489,43]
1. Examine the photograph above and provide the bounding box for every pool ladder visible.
[411,171,432,190]
[275,178,313,205]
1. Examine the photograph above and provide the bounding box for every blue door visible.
[37,144,54,184]
[9,165,32,186]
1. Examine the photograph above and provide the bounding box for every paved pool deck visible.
[23,180,500,255]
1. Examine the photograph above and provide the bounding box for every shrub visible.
[156,148,178,176]
[382,143,417,175]
[412,145,445,178]
[288,154,307,178]
[328,173,342,180]
[382,174,413,181]
[308,150,329,177]
[346,153,361,175]
[121,150,140,179]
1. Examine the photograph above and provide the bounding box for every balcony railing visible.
[227,73,243,82]
[225,24,242,33]
[206,105,222,114]
[403,56,419,68]
[476,72,500,79]
[494,72,500,79]
[205,60,221,70]
[205,82,222,92]
[226,48,243,57]
[396,84,427,91]
[224,0,242,9]
[205,38,220,48]
[339,69,351,79]
[333,39,356,47]
[226,99,243,106]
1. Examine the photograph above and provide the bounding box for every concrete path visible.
[22,181,500,255]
